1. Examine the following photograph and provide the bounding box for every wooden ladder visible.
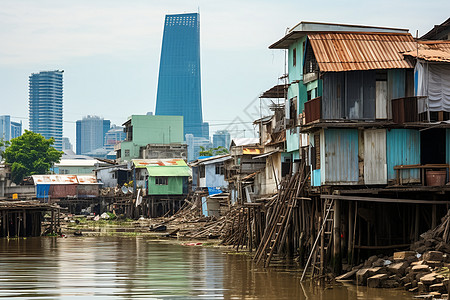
[301,198,335,281]
[254,175,299,267]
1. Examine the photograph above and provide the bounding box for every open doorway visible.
[421,128,446,164]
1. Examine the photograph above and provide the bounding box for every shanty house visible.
[31,174,100,201]
[269,22,450,187]
[132,159,191,195]
[190,155,230,191]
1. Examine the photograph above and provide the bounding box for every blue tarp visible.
[207,187,222,196]
[36,184,50,199]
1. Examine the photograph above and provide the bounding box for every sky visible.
[0,0,449,147]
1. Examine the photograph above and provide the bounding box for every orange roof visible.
[403,41,450,62]
[308,32,416,72]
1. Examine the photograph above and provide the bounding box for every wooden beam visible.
[354,243,410,250]
[321,194,450,205]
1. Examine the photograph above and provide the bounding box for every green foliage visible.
[199,146,229,157]
[3,130,63,184]
[0,138,10,158]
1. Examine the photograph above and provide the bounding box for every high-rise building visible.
[155,13,208,140]
[0,115,22,142]
[76,115,110,155]
[104,125,126,152]
[29,70,63,150]
[213,130,231,149]
[62,137,73,151]
[186,133,212,162]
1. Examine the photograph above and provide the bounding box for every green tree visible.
[0,138,10,158]
[199,146,229,157]
[3,130,63,184]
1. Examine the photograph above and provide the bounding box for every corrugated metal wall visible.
[364,129,387,184]
[386,129,420,182]
[322,73,345,119]
[387,69,406,119]
[322,129,359,185]
[323,71,375,120]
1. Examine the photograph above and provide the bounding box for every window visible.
[124,149,130,157]
[293,48,297,66]
[215,163,224,175]
[199,165,205,178]
[60,169,69,174]
[155,177,168,185]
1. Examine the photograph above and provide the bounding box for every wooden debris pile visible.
[411,209,450,254]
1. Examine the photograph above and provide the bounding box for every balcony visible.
[391,97,419,124]
[304,96,321,124]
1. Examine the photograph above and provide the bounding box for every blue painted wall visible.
[386,129,420,181]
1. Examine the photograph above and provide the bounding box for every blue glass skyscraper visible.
[155,13,208,140]
[76,115,111,155]
[29,70,63,150]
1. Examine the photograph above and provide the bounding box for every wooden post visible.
[333,199,342,274]
[415,205,420,242]
[51,209,54,234]
[348,201,354,265]
[23,210,26,237]
[432,204,437,229]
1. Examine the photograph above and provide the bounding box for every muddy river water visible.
[0,237,414,299]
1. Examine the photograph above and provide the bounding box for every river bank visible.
[57,211,450,300]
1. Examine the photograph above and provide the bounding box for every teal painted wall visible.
[286,128,300,152]
[119,115,184,161]
[386,129,420,181]
[120,141,140,161]
[148,176,184,195]
[131,115,184,145]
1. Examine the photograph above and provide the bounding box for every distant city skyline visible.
[0,1,448,147]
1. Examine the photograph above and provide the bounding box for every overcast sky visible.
[0,0,448,146]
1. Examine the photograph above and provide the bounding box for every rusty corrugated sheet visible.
[77,175,98,184]
[32,175,78,184]
[308,33,416,72]
[403,41,450,62]
[49,185,77,199]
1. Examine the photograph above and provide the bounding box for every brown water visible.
[0,237,413,299]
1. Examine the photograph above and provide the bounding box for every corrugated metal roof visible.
[308,33,416,72]
[132,158,187,168]
[77,175,99,185]
[269,21,408,49]
[230,138,259,147]
[32,175,78,185]
[403,41,450,62]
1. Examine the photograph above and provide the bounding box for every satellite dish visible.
[121,186,128,194]
[128,187,134,193]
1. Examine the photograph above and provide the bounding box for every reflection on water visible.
[0,237,412,299]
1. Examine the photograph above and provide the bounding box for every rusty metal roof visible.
[308,32,416,72]
[260,84,288,99]
[403,41,450,62]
